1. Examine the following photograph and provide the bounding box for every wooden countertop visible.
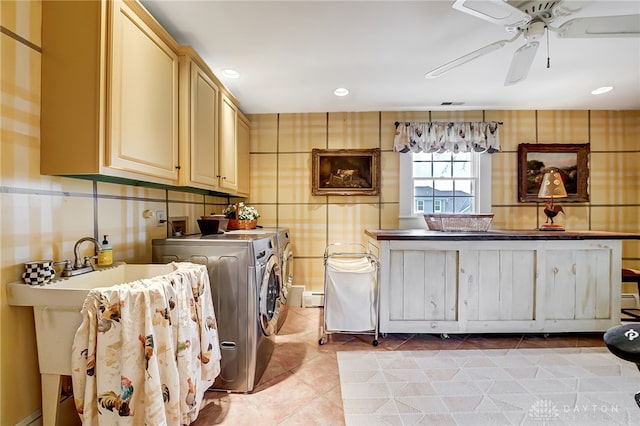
[365,228,640,241]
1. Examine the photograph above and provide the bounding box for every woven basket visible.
[424,213,493,232]
[227,219,258,230]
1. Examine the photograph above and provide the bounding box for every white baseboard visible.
[16,396,80,426]
[15,410,41,426]
[303,291,324,307]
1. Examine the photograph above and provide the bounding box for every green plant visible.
[222,203,260,220]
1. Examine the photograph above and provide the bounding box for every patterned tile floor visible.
[338,348,640,425]
[192,307,616,425]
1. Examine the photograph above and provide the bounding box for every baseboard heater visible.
[622,293,639,309]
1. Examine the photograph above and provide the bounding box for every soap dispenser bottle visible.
[98,235,113,266]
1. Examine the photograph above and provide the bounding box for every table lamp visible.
[538,170,567,231]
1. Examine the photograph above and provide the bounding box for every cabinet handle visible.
[175,165,181,170]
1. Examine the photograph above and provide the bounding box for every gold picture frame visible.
[312,148,381,196]
[517,143,590,202]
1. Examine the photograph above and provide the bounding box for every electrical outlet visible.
[156,210,166,226]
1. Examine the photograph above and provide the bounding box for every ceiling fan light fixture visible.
[592,86,614,95]
[444,0,640,88]
[524,21,546,41]
[334,87,350,97]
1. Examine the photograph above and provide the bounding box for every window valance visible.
[393,121,501,154]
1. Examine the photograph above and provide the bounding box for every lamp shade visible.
[538,170,568,198]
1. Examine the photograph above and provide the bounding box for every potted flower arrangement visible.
[223,202,260,230]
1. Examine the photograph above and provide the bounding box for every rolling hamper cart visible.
[318,243,380,346]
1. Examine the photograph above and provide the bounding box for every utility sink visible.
[7,262,174,375]
[6,262,174,426]
[7,262,173,310]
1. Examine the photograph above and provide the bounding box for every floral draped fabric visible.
[71,262,221,426]
[393,121,501,154]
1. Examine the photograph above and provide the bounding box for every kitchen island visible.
[366,229,640,335]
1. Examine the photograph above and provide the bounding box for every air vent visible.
[440,101,465,106]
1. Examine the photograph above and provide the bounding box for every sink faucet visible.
[73,237,103,269]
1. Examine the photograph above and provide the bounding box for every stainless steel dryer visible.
[151,232,281,393]
[227,227,293,332]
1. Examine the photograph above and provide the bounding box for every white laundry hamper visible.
[319,243,380,346]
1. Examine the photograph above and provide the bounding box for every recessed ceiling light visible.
[591,86,613,95]
[334,87,349,97]
[221,68,240,79]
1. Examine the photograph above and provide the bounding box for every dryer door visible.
[258,254,281,336]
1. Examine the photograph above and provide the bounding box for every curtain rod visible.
[394,120,503,128]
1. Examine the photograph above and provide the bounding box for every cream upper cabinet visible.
[218,94,239,193]
[236,112,251,197]
[178,49,220,190]
[40,0,179,185]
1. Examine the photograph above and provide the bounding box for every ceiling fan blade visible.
[452,0,531,27]
[425,38,512,79]
[504,41,539,86]
[551,0,591,19]
[557,14,640,38]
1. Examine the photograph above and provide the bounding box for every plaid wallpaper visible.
[1,0,639,422]
[248,110,640,294]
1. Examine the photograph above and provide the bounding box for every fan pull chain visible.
[545,25,550,69]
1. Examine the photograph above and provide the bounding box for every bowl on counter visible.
[197,219,220,235]
[201,214,228,232]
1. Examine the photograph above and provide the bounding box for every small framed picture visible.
[311,148,381,196]
[517,143,590,202]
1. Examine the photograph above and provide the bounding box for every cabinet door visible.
[460,249,536,331]
[218,94,238,192]
[236,113,251,196]
[188,62,219,188]
[108,0,179,181]
[382,246,459,333]
[543,247,612,322]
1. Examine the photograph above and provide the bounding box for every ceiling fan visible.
[425,0,640,85]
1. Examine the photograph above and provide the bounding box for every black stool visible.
[604,324,640,408]
[622,268,640,321]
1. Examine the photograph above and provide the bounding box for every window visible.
[412,151,474,214]
[399,151,491,228]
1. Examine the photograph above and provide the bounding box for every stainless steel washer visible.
[227,227,293,332]
[151,232,280,393]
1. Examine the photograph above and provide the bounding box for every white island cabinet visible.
[366,229,640,334]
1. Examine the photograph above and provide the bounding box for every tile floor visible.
[338,348,640,425]
[192,307,612,425]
